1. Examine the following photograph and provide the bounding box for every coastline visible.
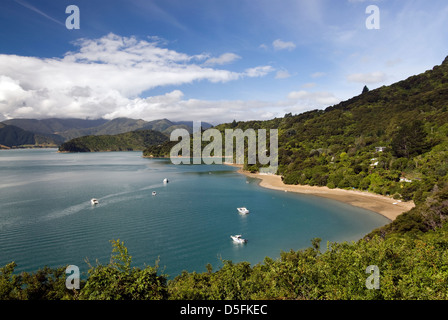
[227,164,415,221]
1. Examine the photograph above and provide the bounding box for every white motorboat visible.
[237,207,249,214]
[231,235,247,244]
[163,178,169,183]
[152,191,157,196]
[91,198,99,205]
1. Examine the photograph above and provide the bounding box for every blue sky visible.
[1,0,448,124]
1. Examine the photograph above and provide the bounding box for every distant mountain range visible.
[0,117,213,148]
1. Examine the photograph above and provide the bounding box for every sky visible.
[0,0,448,125]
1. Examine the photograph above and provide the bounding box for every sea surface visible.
[0,149,390,278]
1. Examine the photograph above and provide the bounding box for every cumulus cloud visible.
[244,65,275,77]
[346,71,387,84]
[275,69,292,79]
[203,53,241,66]
[287,90,340,107]
[0,33,274,122]
[102,89,287,124]
[272,39,296,51]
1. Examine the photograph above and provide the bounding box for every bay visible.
[0,149,390,278]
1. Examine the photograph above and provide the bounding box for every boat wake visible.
[42,183,162,221]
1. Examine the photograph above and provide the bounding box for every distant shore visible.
[226,163,415,221]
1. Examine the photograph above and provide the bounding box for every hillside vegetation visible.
[58,129,169,152]
[215,57,448,205]
[1,217,448,300]
[145,56,448,237]
[2,57,448,300]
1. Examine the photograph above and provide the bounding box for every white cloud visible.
[275,69,292,79]
[244,65,274,77]
[346,71,387,84]
[287,90,340,107]
[203,53,241,66]
[272,39,296,51]
[0,33,274,122]
[102,89,287,124]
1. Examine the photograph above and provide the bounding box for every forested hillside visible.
[171,57,448,207]
[2,57,448,301]
[0,123,62,147]
[145,56,448,237]
[58,129,169,152]
[0,123,35,147]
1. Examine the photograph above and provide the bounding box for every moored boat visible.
[237,207,249,214]
[230,234,247,243]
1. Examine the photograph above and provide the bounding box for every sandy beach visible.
[227,164,415,221]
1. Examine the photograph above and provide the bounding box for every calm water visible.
[0,149,390,278]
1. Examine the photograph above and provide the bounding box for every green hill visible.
[0,123,36,147]
[3,57,448,301]
[58,129,169,152]
[208,56,448,199]
[146,56,448,235]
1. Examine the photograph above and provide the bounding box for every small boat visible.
[163,178,169,183]
[152,191,157,196]
[231,235,247,244]
[237,207,249,214]
[91,198,99,205]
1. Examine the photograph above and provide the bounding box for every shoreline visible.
[227,164,415,221]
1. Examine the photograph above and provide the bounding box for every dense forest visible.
[58,129,169,152]
[146,56,448,206]
[0,123,63,148]
[2,57,448,300]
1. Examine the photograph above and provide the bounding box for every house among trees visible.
[375,146,386,152]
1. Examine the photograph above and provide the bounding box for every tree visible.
[391,120,428,158]
[362,85,370,94]
[80,239,168,300]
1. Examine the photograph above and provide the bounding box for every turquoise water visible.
[0,149,390,278]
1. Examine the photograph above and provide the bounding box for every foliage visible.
[362,85,370,94]
[391,120,429,158]
[2,214,448,300]
[58,129,169,152]
[0,262,78,300]
[3,57,448,301]
[145,57,448,208]
[79,240,168,300]
[0,123,36,147]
